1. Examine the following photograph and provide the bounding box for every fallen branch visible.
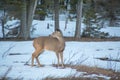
[2,44,15,58]
[24,57,31,66]
[2,66,12,80]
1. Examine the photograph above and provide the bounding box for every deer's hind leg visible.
[60,52,64,68]
[32,48,43,67]
[55,53,60,67]
[35,49,43,67]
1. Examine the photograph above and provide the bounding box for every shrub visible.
[82,26,109,38]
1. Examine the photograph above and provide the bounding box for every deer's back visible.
[33,37,64,52]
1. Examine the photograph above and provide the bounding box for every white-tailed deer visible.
[31,29,65,67]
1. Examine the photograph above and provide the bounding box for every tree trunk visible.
[19,0,37,40]
[1,19,5,39]
[64,0,70,31]
[1,8,6,39]
[54,0,59,30]
[75,0,83,38]
[19,0,27,40]
[26,0,38,39]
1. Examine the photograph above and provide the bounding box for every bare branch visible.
[2,66,12,80]
[2,44,15,58]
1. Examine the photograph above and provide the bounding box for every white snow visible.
[0,65,79,80]
[31,20,120,38]
[0,41,120,79]
[0,19,120,79]
[100,27,120,37]
[0,19,120,38]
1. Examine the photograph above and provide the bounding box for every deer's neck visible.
[56,36,65,46]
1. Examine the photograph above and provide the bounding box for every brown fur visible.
[31,30,65,67]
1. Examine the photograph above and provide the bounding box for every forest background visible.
[0,0,120,40]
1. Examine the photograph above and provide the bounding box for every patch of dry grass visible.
[68,65,120,80]
[51,64,120,80]
[44,77,101,80]
[71,65,113,76]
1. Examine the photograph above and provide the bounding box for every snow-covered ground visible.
[0,19,120,79]
[1,20,120,38]
[31,20,120,38]
[0,41,120,79]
